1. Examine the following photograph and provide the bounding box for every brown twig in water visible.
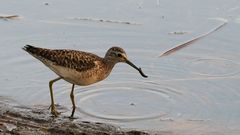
[0,15,19,20]
[160,21,227,57]
[71,17,141,25]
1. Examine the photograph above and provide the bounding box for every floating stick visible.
[160,21,228,57]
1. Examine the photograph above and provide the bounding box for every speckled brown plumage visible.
[23,44,147,118]
[23,45,101,72]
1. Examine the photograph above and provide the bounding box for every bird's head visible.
[105,46,148,78]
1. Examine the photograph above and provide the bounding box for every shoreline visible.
[0,97,149,135]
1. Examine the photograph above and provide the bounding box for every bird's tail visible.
[22,45,39,54]
[22,44,50,62]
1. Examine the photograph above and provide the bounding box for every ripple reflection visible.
[76,82,180,122]
[187,57,240,77]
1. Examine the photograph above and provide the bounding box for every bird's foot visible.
[48,104,60,110]
[68,115,78,120]
[51,108,60,117]
[49,104,61,117]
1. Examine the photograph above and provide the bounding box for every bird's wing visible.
[23,45,101,72]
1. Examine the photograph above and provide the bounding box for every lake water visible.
[0,0,240,134]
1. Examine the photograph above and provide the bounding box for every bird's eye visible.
[117,53,122,57]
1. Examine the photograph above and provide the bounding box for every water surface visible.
[0,0,240,134]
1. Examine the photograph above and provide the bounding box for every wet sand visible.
[0,97,149,135]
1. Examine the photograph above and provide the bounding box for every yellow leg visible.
[49,77,61,117]
[70,84,76,118]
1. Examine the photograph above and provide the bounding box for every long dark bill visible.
[126,60,148,78]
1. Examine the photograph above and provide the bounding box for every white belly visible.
[47,63,102,86]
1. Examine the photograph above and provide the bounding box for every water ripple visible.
[186,57,240,77]
[75,82,180,122]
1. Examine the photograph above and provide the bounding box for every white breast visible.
[42,60,101,86]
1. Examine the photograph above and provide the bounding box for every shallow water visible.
[0,0,240,134]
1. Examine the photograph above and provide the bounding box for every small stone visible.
[130,103,135,106]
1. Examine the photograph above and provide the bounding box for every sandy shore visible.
[0,97,149,135]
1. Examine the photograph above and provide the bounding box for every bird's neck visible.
[103,58,116,70]
[101,58,117,77]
